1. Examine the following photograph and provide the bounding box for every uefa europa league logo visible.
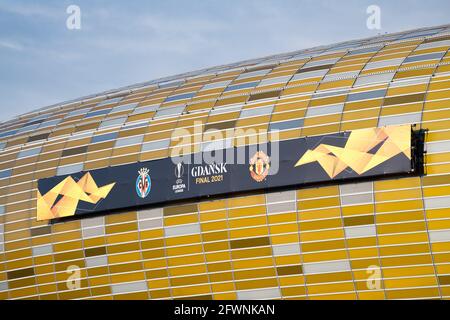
[175,162,184,179]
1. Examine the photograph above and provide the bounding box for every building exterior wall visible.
[1,25,450,299]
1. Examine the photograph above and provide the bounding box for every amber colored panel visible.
[163,204,198,216]
[234,267,276,280]
[110,154,139,166]
[281,286,307,297]
[84,246,107,257]
[230,247,271,260]
[215,95,248,107]
[343,215,375,227]
[383,93,426,106]
[385,287,440,299]
[300,124,340,137]
[248,90,282,102]
[75,122,99,132]
[277,265,303,276]
[229,236,270,249]
[7,267,35,280]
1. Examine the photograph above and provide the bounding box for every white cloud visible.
[0,40,24,51]
[0,2,60,19]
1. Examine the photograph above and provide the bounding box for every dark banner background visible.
[38,128,414,218]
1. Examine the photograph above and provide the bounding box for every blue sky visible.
[0,0,449,121]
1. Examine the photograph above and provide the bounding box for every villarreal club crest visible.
[136,168,152,198]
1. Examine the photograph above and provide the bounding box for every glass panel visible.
[426,140,450,154]
[306,104,344,117]
[165,92,196,103]
[138,208,163,220]
[303,260,351,274]
[363,58,405,70]
[424,196,450,210]
[417,40,450,50]
[0,169,12,180]
[139,218,163,231]
[354,72,395,87]
[346,89,387,102]
[302,57,340,68]
[378,112,421,126]
[313,89,349,99]
[224,81,259,92]
[269,119,304,131]
[323,71,359,82]
[141,139,170,152]
[257,75,292,87]
[390,76,430,88]
[0,130,17,139]
[272,244,301,256]
[69,131,92,141]
[403,52,445,63]
[91,132,118,144]
[239,105,274,118]
[17,123,40,134]
[32,245,53,256]
[131,105,159,115]
[82,216,104,228]
[86,256,108,268]
[157,79,184,89]
[121,121,148,130]
[165,223,201,237]
[99,116,127,129]
[97,97,123,107]
[17,147,42,159]
[114,135,144,148]
[66,107,92,118]
[398,29,441,40]
[341,193,373,205]
[200,80,233,91]
[0,281,8,292]
[345,225,376,238]
[28,114,49,122]
[348,45,383,55]
[340,182,373,195]
[290,69,329,81]
[266,190,296,203]
[267,202,296,214]
[236,69,271,80]
[56,163,84,176]
[82,227,105,238]
[85,108,111,118]
[210,104,243,115]
[111,281,148,295]
[110,102,138,114]
[429,230,450,242]
[237,288,281,300]
[38,119,61,129]
[0,225,3,252]
[154,106,185,119]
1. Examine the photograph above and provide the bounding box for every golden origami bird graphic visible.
[295,125,411,178]
[37,172,115,221]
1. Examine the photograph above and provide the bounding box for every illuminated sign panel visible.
[37,125,423,221]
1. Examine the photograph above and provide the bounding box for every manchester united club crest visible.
[249,151,270,182]
[136,168,151,198]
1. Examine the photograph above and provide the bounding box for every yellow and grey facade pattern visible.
[1,24,450,299]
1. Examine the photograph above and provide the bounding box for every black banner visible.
[37,125,420,221]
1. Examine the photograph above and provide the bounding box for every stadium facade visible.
[1,24,450,300]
